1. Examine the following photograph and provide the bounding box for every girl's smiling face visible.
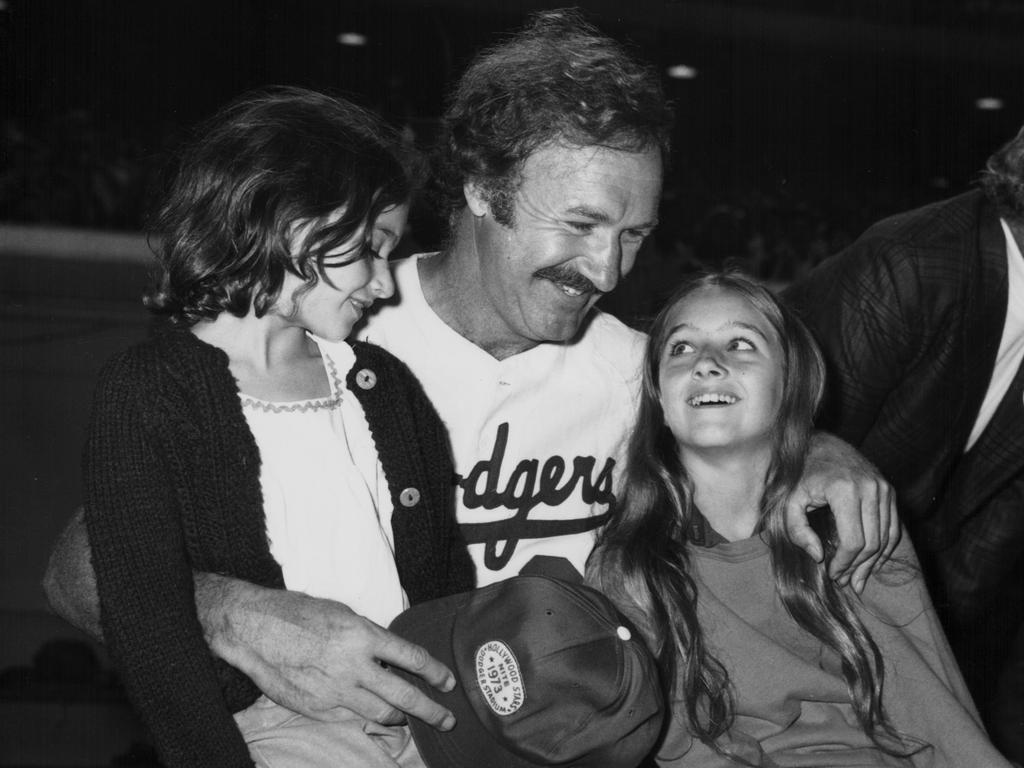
[278,202,408,341]
[657,285,785,460]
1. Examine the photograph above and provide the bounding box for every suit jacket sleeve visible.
[784,237,928,445]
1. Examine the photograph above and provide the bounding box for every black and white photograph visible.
[2,1,1022,765]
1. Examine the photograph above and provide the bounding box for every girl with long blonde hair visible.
[589,272,1009,767]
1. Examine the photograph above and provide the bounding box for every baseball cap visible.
[388,555,664,768]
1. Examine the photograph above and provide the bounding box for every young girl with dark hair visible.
[81,87,473,768]
[589,273,1010,767]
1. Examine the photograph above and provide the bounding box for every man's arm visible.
[43,507,103,640]
[781,237,921,595]
[43,509,456,730]
[785,433,900,594]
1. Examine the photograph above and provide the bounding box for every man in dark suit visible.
[785,126,1024,761]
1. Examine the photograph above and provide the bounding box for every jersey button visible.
[399,487,421,508]
[355,369,377,390]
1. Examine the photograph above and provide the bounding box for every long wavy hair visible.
[144,86,418,326]
[595,272,910,757]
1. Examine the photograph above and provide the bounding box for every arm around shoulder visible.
[785,432,900,592]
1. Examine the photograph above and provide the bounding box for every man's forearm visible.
[194,572,271,668]
[44,510,458,727]
[43,507,104,641]
[42,508,364,678]
[43,508,243,650]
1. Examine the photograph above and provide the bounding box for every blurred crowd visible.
[0,108,944,324]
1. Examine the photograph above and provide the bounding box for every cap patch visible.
[475,640,526,715]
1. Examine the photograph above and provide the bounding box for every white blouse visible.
[239,337,408,627]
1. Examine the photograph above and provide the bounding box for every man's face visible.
[464,142,662,356]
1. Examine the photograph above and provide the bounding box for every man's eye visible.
[567,221,595,233]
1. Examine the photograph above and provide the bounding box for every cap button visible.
[399,487,421,507]
[355,368,377,390]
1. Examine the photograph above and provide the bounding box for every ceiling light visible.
[667,65,698,80]
[975,97,1004,111]
[337,32,368,47]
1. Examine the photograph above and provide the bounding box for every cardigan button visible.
[355,368,377,390]
[399,487,421,508]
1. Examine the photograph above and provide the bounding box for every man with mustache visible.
[44,9,896,743]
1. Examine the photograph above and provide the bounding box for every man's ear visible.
[463,180,490,218]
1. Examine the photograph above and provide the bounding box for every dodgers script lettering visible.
[456,422,616,570]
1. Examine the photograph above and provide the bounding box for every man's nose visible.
[577,237,622,294]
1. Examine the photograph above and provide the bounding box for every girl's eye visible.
[321,251,369,270]
[729,338,756,351]
[321,256,357,270]
[668,340,694,356]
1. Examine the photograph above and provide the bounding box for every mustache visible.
[534,266,598,294]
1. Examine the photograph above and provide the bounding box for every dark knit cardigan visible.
[83,329,475,768]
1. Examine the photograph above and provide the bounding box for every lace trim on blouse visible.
[239,351,344,413]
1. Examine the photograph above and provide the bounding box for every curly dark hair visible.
[144,87,419,325]
[980,124,1024,226]
[434,8,673,227]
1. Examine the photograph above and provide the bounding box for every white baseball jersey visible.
[357,255,645,585]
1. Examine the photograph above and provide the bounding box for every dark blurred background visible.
[5,0,1024,247]
[1,1,1023,764]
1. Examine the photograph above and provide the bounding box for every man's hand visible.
[786,432,901,593]
[199,575,457,730]
[43,510,457,730]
